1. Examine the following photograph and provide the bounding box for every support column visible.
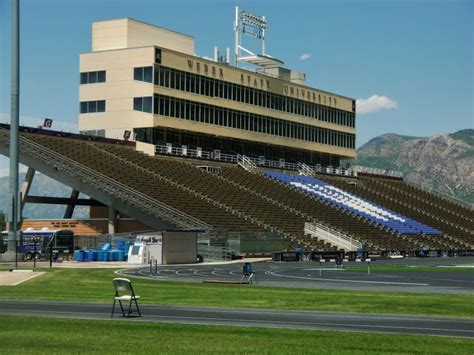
[108,206,117,235]
[20,167,35,214]
[63,189,80,219]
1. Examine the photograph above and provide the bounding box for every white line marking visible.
[268,271,429,286]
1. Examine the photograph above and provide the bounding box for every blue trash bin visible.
[116,250,125,261]
[74,250,85,262]
[101,251,110,262]
[87,250,97,262]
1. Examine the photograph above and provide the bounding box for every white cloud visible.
[356,95,398,114]
[299,53,312,61]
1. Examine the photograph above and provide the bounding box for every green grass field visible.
[0,268,472,318]
[0,315,472,355]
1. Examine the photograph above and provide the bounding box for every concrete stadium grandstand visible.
[1,14,472,256]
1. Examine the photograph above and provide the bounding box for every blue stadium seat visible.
[263,171,442,235]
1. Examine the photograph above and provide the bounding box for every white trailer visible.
[128,231,197,265]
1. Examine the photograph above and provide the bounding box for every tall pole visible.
[234,6,239,67]
[7,0,20,254]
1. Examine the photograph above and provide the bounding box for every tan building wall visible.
[80,19,356,160]
[92,18,194,54]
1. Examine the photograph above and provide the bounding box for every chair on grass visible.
[240,262,256,284]
[111,278,141,318]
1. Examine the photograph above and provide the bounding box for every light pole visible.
[5,0,21,262]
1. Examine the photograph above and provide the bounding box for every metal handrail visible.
[0,129,211,230]
[297,162,314,176]
[237,154,257,172]
[352,165,404,179]
[155,144,357,178]
[305,222,362,251]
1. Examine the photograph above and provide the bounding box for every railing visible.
[352,165,404,179]
[155,144,357,178]
[297,162,314,176]
[304,222,362,251]
[197,244,234,261]
[0,129,211,230]
[237,154,257,172]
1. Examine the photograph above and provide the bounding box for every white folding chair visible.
[111,278,141,318]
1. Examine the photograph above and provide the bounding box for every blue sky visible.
[0,0,472,149]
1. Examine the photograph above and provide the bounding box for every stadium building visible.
[1,10,472,257]
[79,18,356,167]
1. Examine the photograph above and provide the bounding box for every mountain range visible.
[0,172,89,219]
[350,129,474,205]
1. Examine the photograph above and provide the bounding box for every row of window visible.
[141,65,355,128]
[146,94,355,149]
[80,70,106,84]
[80,100,106,114]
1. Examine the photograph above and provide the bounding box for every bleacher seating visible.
[23,133,264,233]
[263,171,442,235]
[7,128,471,253]
[319,174,473,248]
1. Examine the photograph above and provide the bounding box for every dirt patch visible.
[0,271,45,286]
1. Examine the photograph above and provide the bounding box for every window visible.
[98,70,106,82]
[152,93,355,149]
[80,70,106,84]
[80,102,87,114]
[80,100,105,114]
[80,73,87,85]
[134,66,153,83]
[152,65,356,128]
[97,100,105,112]
[88,71,97,84]
[133,97,153,113]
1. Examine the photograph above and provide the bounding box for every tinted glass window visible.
[88,101,97,113]
[134,67,142,81]
[143,97,152,113]
[97,100,105,112]
[134,97,142,111]
[80,102,87,113]
[80,73,88,84]
[98,70,106,82]
[88,71,97,84]
[144,67,153,83]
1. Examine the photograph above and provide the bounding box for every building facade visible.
[79,18,356,166]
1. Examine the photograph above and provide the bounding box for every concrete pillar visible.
[108,206,117,235]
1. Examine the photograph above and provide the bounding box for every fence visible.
[156,144,357,178]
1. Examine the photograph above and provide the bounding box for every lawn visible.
[0,268,472,318]
[0,315,472,355]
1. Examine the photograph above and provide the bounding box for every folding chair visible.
[240,262,257,284]
[111,278,142,318]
